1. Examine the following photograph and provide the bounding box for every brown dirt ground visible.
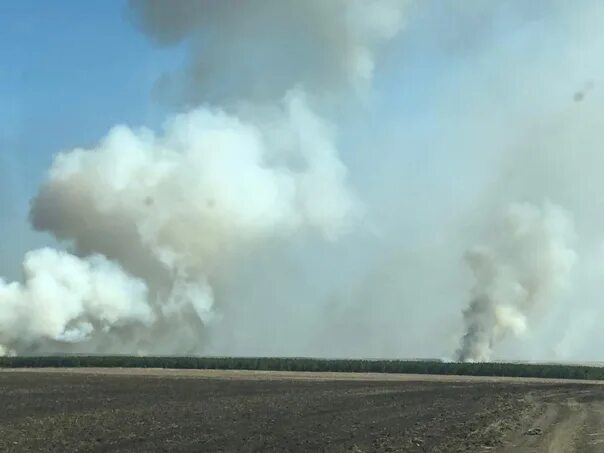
[0,368,602,452]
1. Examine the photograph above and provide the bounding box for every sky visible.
[0,0,178,278]
[0,0,522,269]
[2,0,604,360]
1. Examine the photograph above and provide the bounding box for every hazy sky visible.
[2,0,604,360]
[0,0,479,277]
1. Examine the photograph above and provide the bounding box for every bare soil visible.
[0,368,602,452]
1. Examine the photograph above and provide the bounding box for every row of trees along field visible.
[0,356,603,380]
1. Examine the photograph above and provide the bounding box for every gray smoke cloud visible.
[129,0,411,104]
[457,203,576,362]
[5,0,405,353]
[0,0,415,355]
[3,0,413,355]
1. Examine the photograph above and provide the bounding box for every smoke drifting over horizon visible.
[4,1,604,361]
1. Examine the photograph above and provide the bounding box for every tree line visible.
[0,356,602,380]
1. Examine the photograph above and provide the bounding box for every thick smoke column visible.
[0,0,414,355]
[1,0,416,355]
[0,93,351,354]
[457,203,576,362]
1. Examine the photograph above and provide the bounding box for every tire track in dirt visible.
[499,387,604,452]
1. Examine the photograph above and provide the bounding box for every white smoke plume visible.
[0,248,154,354]
[7,91,355,355]
[0,0,415,356]
[128,0,411,104]
[457,203,576,362]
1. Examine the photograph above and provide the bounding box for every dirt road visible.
[0,368,603,452]
[500,386,604,452]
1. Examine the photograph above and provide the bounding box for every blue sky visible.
[0,0,182,276]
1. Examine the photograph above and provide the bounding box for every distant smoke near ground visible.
[457,203,576,362]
